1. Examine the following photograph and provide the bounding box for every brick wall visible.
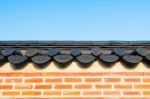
[0,62,150,98]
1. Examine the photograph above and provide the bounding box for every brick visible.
[143,78,150,82]
[95,84,112,89]
[5,78,22,83]
[0,72,41,77]
[2,91,20,96]
[63,91,80,96]
[126,72,143,76]
[135,84,150,89]
[42,72,73,76]
[14,98,141,99]
[17,98,50,99]
[124,78,140,82]
[42,72,99,76]
[41,72,59,76]
[35,85,52,89]
[123,91,141,95]
[65,78,81,83]
[114,84,132,89]
[55,84,72,89]
[118,96,142,99]
[144,72,150,76]
[0,79,3,83]
[15,85,32,90]
[25,78,43,83]
[8,72,24,76]
[43,91,61,96]
[45,78,62,83]
[65,72,93,76]
[0,73,8,76]
[22,91,41,96]
[41,72,128,77]
[75,84,92,89]
[84,78,101,82]
[104,78,120,82]
[0,72,118,77]
[0,85,12,89]
[100,72,126,76]
[103,91,121,95]
[143,91,150,95]
[111,72,126,76]
[24,73,41,77]
[83,91,101,95]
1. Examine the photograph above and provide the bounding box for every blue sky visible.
[0,0,150,41]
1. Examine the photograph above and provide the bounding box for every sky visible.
[0,0,150,41]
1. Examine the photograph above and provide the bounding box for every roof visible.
[0,41,150,69]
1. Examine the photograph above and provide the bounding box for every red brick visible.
[0,73,8,76]
[15,85,32,90]
[135,84,150,89]
[43,91,61,95]
[126,72,143,76]
[143,78,150,82]
[24,73,41,77]
[114,84,132,89]
[123,91,141,95]
[100,72,126,76]
[45,78,62,83]
[144,72,150,76]
[104,78,120,82]
[0,79,3,83]
[75,84,92,89]
[83,91,101,95]
[42,72,99,76]
[143,91,150,95]
[65,78,81,83]
[95,84,112,89]
[2,91,20,96]
[63,91,80,96]
[54,84,72,89]
[22,91,41,96]
[84,78,101,82]
[0,85,12,89]
[25,78,43,83]
[124,78,140,82]
[5,78,22,83]
[8,72,24,76]
[103,91,121,95]
[35,85,52,89]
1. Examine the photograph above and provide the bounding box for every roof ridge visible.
[0,41,150,46]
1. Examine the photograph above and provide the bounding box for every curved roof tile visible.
[99,54,119,63]
[54,55,73,64]
[0,41,149,69]
[77,54,95,64]
[31,55,51,65]
[8,55,28,65]
[122,55,143,64]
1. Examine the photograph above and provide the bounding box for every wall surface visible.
[0,61,150,99]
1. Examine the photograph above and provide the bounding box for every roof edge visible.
[0,41,150,48]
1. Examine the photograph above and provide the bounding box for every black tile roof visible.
[0,41,150,69]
